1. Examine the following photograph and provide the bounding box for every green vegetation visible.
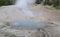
[0,0,14,6]
[7,34,17,37]
[36,0,60,9]
[36,0,43,4]
[0,0,60,9]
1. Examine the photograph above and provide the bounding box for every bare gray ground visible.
[0,5,60,37]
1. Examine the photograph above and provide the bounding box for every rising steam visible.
[15,0,36,17]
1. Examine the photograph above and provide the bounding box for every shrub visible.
[0,0,14,6]
[0,0,60,9]
[36,0,60,9]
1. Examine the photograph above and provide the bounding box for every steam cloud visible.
[15,0,36,17]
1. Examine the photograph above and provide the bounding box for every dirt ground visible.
[0,5,60,37]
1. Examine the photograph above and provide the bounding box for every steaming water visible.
[15,0,36,17]
[9,21,47,28]
[14,0,47,28]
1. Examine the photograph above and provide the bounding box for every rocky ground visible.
[0,5,60,37]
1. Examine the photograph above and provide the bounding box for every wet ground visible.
[0,5,60,37]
